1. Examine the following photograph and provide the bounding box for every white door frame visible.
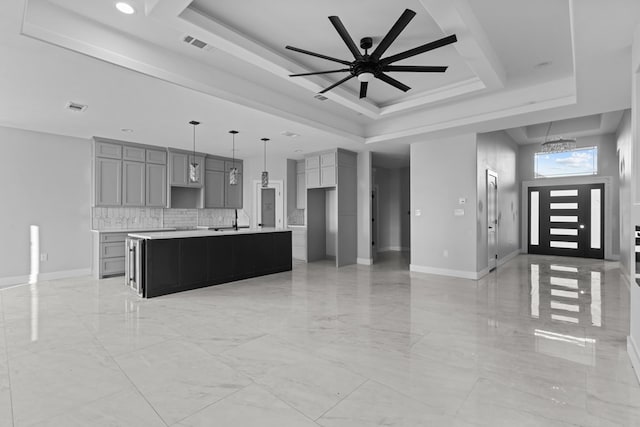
[487,169,498,271]
[253,180,284,228]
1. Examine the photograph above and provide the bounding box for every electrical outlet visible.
[40,253,48,262]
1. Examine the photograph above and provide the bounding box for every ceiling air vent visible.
[280,131,300,138]
[66,102,88,112]
[314,94,328,101]
[182,35,214,51]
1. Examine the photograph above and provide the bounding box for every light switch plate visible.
[415,209,421,216]
[454,209,465,216]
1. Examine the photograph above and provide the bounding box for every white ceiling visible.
[0,0,638,165]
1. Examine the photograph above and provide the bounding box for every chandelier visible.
[541,122,576,153]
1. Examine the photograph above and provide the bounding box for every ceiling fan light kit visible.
[286,8,457,99]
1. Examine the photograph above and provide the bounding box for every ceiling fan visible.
[285,9,457,99]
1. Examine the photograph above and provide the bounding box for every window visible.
[534,147,598,178]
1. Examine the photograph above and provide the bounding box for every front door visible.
[528,184,604,259]
[261,188,276,227]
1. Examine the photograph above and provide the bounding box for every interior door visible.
[487,170,498,271]
[528,184,604,259]
[261,188,276,227]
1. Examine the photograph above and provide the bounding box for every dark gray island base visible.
[129,229,292,298]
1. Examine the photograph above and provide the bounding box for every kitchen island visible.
[127,228,292,298]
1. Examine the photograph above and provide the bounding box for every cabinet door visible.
[95,141,122,159]
[225,161,243,208]
[169,152,188,186]
[205,157,225,171]
[204,170,225,208]
[146,149,167,165]
[296,172,306,209]
[123,161,146,206]
[320,166,336,187]
[306,168,320,189]
[146,163,167,207]
[95,158,122,206]
[123,146,146,162]
[320,152,336,167]
[305,155,320,170]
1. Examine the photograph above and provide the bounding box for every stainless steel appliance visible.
[125,236,145,297]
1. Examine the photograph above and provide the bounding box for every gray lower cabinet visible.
[146,163,167,207]
[93,232,128,278]
[205,169,225,208]
[95,157,122,206]
[122,161,146,206]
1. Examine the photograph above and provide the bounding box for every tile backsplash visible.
[92,207,240,230]
[287,209,305,225]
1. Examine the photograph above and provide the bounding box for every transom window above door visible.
[534,147,598,178]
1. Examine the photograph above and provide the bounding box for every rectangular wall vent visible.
[182,35,214,51]
[314,94,328,101]
[66,102,88,112]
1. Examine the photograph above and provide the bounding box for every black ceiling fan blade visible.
[370,9,416,61]
[319,74,356,94]
[328,16,363,60]
[376,73,411,92]
[359,82,368,99]
[289,69,350,77]
[382,65,448,73]
[285,45,351,65]
[380,34,457,66]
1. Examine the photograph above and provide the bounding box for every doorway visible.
[487,170,498,271]
[528,183,604,259]
[371,185,379,262]
[253,180,283,228]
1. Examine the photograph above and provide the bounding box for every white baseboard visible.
[357,258,373,265]
[0,268,92,288]
[378,246,405,252]
[498,249,521,267]
[628,336,640,386]
[409,264,481,280]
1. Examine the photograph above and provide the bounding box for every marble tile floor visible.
[0,253,638,426]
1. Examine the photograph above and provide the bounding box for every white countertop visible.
[128,227,291,240]
[91,228,177,233]
[287,225,306,228]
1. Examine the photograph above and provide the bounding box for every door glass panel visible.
[550,228,578,236]
[591,188,601,249]
[550,189,578,197]
[550,203,578,209]
[591,271,601,327]
[550,301,580,312]
[530,191,539,245]
[551,314,579,323]
[550,241,578,249]
[530,264,539,318]
[551,276,578,288]
[551,289,578,299]
[550,216,578,222]
[550,265,578,272]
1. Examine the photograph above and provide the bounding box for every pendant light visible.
[261,137,270,188]
[188,120,200,183]
[229,130,239,185]
[541,121,576,153]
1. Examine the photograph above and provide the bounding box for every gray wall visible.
[0,126,91,284]
[518,133,620,257]
[476,131,520,270]
[400,167,411,250]
[356,151,372,263]
[242,153,288,228]
[410,134,478,275]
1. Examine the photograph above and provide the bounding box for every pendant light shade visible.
[188,121,200,183]
[541,121,576,153]
[261,138,270,188]
[229,130,239,185]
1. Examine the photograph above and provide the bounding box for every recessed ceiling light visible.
[66,101,88,112]
[121,128,133,133]
[115,2,135,14]
[280,131,299,138]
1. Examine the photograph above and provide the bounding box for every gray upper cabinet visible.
[95,157,122,206]
[123,146,146,162]
[204,170,225,208]
[306,151,336,188]
[146,149,167,165]
[122,161,146,206]
[95,142,122,159]
[146,163,167,207]
[93,138,168,207]
[225,161,243,208]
